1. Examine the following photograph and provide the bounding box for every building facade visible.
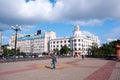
[16,31,56,53]
[49,25,100,56]
[9,25,100,55]
[9,34,23,49]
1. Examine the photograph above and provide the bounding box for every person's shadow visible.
[45,66,53,69]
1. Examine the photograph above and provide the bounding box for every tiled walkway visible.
[84,61,116,80]
[0,57,119,80]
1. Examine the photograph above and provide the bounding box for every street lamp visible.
[12,25,21,61]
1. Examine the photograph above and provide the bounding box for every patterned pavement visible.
[0,57,120,80]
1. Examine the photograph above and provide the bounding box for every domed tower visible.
[73,25,81,37]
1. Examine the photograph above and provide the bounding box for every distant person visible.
[51,54,57,69]
[73,53,77,58]
[3,56,7,62]
[81,51,85,60]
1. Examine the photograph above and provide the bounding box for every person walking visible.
[81,51,85,60]
[51,54,57,69]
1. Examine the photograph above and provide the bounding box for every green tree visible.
[2,47,8,56]
[60,45,70,55]
[90,39,120,58]
[90,42,99,57]
[91,42,98,49]
[16,48,20,56]
[53,48,59,55]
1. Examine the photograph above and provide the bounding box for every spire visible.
[74,25,80,31]
[73,25,81,37]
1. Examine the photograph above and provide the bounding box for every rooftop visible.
[17,34,45,41]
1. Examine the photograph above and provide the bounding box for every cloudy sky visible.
[0,0,120,45]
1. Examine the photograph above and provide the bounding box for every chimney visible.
[37,30,41,35]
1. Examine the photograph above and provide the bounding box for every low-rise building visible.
[49,25,100,56]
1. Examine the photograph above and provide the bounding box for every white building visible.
[17,31,56,53]
[9,25,100,56]
[49,25,100,56]
[9,34,23,48]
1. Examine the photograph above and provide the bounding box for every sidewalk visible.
[0,57,119,80]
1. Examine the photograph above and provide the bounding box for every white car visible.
[38,54,43,57]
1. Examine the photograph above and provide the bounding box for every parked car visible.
[37,53,43,57]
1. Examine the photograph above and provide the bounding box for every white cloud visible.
[19,0,52,19]
[0,22,36,31]
[60,0,120,20]
[107,38,117,42]
[0,0,120,30]
[72,19,102,26]
[21,25,36,31]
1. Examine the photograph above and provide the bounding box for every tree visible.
[2,45,20,57]
[60,45,70,55]
[90,42,99,57]
[16,48,20,56]
[91,42,98,49]
[90,39,120,58]
[53,48,59,55]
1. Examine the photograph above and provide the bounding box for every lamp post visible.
[12,25,21,61]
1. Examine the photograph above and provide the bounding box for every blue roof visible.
[17,34,45,41]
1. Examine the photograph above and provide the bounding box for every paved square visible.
[0,57,120,80]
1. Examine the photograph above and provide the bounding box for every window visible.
[68,40,70,43]
[69,44,70,47]
[74,39,76,42]
[75,48,77,50]
[74,44,77,46]
[64,40,66,43]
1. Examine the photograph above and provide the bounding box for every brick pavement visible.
[0,57,119,80]
[84,61,116,80]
